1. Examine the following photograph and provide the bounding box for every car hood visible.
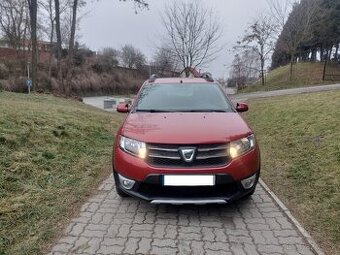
[120,112,253,144]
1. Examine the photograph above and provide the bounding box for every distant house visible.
[0,39,55,62]
[180,67,202,78]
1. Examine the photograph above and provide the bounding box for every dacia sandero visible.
[113,74,260,205]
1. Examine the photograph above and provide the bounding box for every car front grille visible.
[146,143,230,168]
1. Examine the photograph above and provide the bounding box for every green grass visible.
[0,92,123,254]
[244,90,340,254]
[240,62,340,93]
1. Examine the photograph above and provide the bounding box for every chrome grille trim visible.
[148,154,181,160]
[197,146,228,152]
[196,154,228,160]
[148,147,178,152]
[146,143,230,167]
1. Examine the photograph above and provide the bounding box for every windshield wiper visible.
[180,109,228,112]
[135,109,171,113]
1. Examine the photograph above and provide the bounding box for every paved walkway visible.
[232,83,340,101]
[48,175,316,255]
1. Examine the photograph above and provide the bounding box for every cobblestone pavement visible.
[48,175,316,255]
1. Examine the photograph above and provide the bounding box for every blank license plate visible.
[163,175,215,186]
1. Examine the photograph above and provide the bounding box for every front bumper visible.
[113,171,259,204]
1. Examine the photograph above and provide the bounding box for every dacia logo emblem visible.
[179,148,196,163]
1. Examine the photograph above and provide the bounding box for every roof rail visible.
[200,72,214,82]
[148,74,158,82]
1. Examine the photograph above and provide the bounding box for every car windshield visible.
[134,83,232,113]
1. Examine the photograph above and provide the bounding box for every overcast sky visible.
[80,0,270,79]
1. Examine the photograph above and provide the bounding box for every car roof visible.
[148,77,212,84]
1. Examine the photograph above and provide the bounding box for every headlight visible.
[229,134,255,159]
[119,136,147,159]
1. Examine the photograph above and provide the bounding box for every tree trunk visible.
[311,48,317,61]
[289,54,294,82]
[48,0,54,79]
[261,60,265,86]
[55,0,63,92]
[27,0,38,91]
[65,0,79,96]
[328,46,332,61]
[322,49,329,81]
[335,43,339,62]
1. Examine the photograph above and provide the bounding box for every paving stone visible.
[122,237,139,254]
[214,228,228,242]
[69,223,86,236]
[177,240,191,255]
[191,240,205,255]
[97,245,124,255]
[202,227,215,242]
[51,243,73,253]
[204,241,230,251]
[101,237,126,246]
[152,238,177,248]
[179,226,201,233]
[257,244,284,254]
[230,243,247,255]
[136,238,152,254]
[178,232,201,241]
[130,230,153,238]
[150,246,177,255]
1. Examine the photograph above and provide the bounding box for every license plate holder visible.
[163,175,215,186]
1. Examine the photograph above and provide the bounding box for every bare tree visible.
[27,0,38,89]
[101,47,120,66]
[161,1,221,76]
[0,0,30,60]
[54,0,63,87]
[65,0,79,95]
[236,15,277,85]
[120,44,146,70]
[153,46,178,75]
[230,49,260,89]
[40,0,55,78]
[278,0,319,80]
[119,0,148,12]
[267,0,295,34]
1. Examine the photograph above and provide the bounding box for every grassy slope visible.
[0,92,123,254]
[244,90,340,254]
[241,62,340,93]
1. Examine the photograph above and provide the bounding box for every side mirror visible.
[116,103,130,113]
[236,103,248,112]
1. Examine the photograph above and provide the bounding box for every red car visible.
[113,75,260,205]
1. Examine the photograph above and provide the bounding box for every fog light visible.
[118,174,135,190]
[241,173,257,189]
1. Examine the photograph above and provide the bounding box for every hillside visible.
[244,90,340,254]
[240,62,340,93]
[0,92,123,254]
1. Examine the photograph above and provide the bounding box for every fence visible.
[324,62,340,81]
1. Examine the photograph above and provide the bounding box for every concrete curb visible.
[259,179,325,255]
